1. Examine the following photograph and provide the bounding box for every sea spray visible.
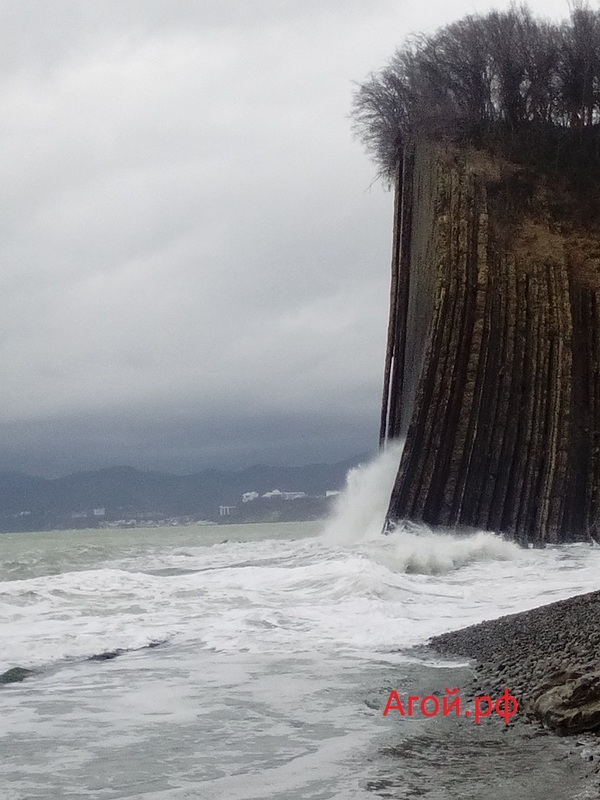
[370,524,522,575]
[321,442,404,545]
[321,445,522,574]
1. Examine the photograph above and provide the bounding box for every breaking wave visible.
[321,444,521,574]
[322,442,404,545]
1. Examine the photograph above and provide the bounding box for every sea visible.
[2,445,600,799]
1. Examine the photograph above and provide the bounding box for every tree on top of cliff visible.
[353,5,600,182]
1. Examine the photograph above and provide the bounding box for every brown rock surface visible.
[382,142,600,543]
[530,671,600,735]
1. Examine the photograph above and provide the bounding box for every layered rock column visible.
[382,142,600,543]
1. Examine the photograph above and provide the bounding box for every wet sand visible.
[381,589,600,798]
[371,664,600,799]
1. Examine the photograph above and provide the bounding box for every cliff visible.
[382,141,600,544]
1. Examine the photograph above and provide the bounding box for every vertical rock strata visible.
[383,142,600,543]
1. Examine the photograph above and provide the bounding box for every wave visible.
[2,459,599,673]
[369,523,521,575]
[321,444,521,574]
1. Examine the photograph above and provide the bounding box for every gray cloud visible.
[0,0,570,475]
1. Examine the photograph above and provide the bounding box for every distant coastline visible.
[0,455,366,533]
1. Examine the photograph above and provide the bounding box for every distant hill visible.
[0,454,370,532]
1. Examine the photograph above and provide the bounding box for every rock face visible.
[530,671,600,735]
[430,589,600,734]
[382,141,600,543]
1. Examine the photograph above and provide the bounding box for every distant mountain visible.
[0,454,370,532]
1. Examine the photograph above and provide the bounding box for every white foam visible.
[367,524,521,576]
[2,456,600,672]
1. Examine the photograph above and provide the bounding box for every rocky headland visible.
[379,141,600,545]
[354,7,600,546]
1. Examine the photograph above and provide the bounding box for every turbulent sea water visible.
[2,448,600,799]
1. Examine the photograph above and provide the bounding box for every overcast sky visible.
[0,0,570,476]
